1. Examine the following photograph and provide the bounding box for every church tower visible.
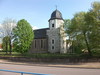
[47,9,67,53]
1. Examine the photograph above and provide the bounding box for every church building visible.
[30,9,67,53]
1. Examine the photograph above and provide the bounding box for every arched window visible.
[52,46,54,49]
[52,39,54,44]
[35,40,36,48]
[41,40,43,48]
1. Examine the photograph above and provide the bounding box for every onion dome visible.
[49,9,63,21]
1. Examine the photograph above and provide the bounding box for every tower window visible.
[52,46,54,49]
[52,24,54,27]
[52,39,54,44]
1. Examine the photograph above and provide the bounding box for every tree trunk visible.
[83,32,92,56]
[9,37,12,55]
[6,41,8,54]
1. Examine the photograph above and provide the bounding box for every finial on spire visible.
[55,5,57,10]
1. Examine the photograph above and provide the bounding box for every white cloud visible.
[32,26,38,30]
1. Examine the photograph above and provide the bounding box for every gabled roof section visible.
[34,28,49,39]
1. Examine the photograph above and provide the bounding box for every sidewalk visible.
[0,59,100,69]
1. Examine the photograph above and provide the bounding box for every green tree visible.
[85,1,100,53]
[13,19,34,54]
[1,18,16,54]
[65,12,92,56]
[65,1,100,56]
[2,36,10,54]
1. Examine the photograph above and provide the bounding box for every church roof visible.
[49,9,63,21]
[34,28,49,39]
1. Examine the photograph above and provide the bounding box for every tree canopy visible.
[65,1,100,56]
[1,18,16,54]
[13,19,34,54]
[2,36,10,54]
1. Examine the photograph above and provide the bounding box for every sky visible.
[0,0,99,29]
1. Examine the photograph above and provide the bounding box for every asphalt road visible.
[0,63,100,75]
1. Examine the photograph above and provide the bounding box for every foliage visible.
[1,18,16,54]
[2,36,10,54]
[13,19,34,54]
[65,1,100,56]
[85,1,100,50]
[65,12,90,54]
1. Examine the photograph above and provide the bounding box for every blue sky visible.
[0,0,99,29]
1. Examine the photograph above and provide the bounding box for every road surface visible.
[0,63,100,75]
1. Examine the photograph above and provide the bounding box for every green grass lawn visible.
[0,51,100,59]
[0,52,20,55]
[0,52,79,58]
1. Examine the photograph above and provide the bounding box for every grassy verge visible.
[23,53,80,59]
[0,52,100,59]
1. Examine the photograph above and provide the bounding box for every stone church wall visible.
[47,28,60,53]
[29,39,48,53]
